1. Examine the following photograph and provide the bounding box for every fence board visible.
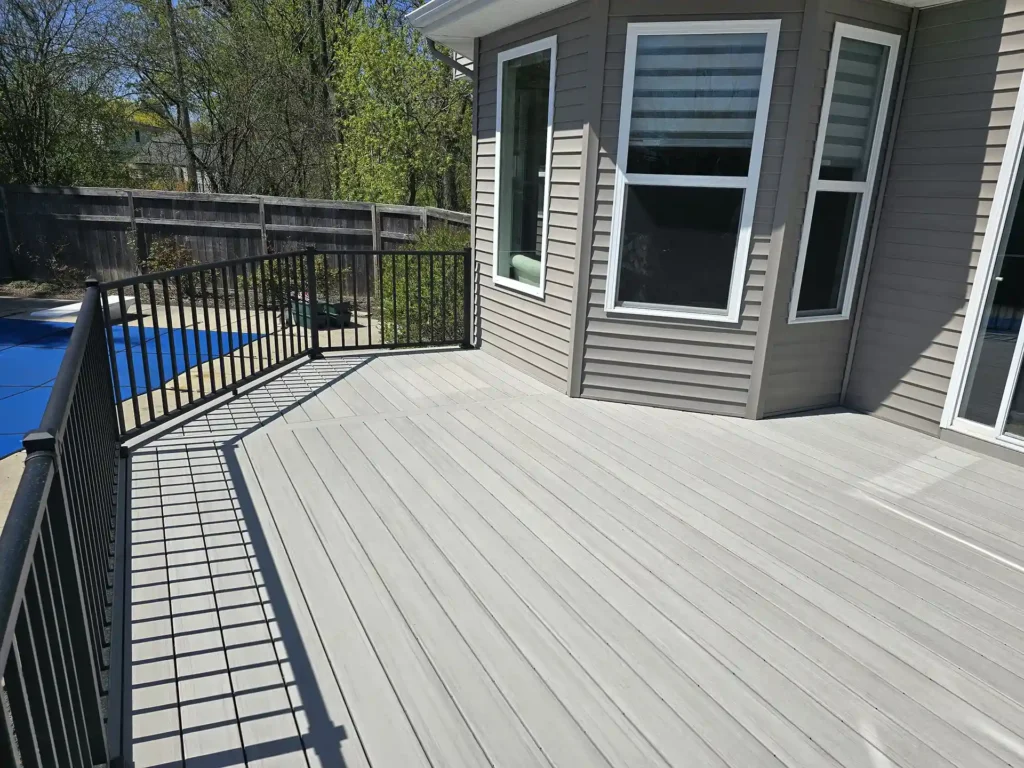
[0,186,469,282]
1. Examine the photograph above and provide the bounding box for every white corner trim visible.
[788,23,901,325]
[492,35,557,301]
[941,70,1024,429]
[603,19,781,325]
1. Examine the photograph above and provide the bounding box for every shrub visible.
[143,237,199,274]
[380,225,470,345]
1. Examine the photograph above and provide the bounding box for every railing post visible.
[305,246,321,359]
[462,247,473,349]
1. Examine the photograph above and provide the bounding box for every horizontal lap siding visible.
[846,0,1023,435]
[579,0,805,418]
[762,0,911,417]
[476,3,591,390]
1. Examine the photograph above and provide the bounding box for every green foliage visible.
[143,237,199,273]
[380,227,469,344]
[20,241,88,290]
[0,0,135,185]
[333,13,472,210]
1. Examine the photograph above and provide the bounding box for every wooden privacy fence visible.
[0,185,470,283]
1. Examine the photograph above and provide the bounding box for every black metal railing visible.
[0,280,120,767]
[100,246,472,438]
[0,245,473,765]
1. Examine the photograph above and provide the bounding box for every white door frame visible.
[942,70,1024,451]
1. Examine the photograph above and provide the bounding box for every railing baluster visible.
[15,610,59,766]
[116,287,140,430]
[391,253,399,346]
[99,291,126,435]
[441,253,448,342]
[162,279,181,412]
[6,639,44,768]
[339,253,347,350]
[377,253,384,347]
[23,568,74,766]
[366,253,373,347]
[404,255,411,346]
[418,256,424,345]
[187,272,205,399]
[242,263,255,375]
[148,281,169,419]
[209,267,228,390]
[267,259,280,367]
[429,253,435,343]
[0,677,20,766]
[200,270,217,393]
[220,266,237,385]
[37,518,90,766]
[176,275,194,404]
[133,283,155,426]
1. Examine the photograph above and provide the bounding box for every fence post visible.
[462,247,473,349]
[0,187,15,280]
[304,246,321,359]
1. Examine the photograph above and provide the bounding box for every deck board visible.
[123,349,1024,768]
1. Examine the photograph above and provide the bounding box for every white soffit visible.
[406,0,575,59]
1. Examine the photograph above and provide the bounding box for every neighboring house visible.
[408,0,1024,465]
[127,122,211,192]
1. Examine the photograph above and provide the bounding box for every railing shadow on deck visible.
[121,351,423,768]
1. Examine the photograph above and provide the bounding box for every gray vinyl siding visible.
[761,0,911,417]
[577,0,805,418]
[474,2,591,390]
[845,0,1023,435]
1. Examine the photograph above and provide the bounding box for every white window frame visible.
[492,35,557,299]
[788,23,900,324]
[941,69,1024,456]
[603,19,780,323]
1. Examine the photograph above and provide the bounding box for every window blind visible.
[628,33,767,149]
[820,37,888,175]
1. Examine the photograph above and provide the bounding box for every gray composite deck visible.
[123,349,1024,768]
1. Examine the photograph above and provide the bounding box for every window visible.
[493,36,557,298]
[604,20,781,322]
[789,24,900,322]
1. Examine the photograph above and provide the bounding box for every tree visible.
[0,0,134,185]
[333,10,471,211]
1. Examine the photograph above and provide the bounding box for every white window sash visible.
[604,19,781,324]
[788,23,901,325]
[492,36,557,300]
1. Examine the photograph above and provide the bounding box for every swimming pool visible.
[0,317,257,458]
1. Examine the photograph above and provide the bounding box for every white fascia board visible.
[406,0,574,59]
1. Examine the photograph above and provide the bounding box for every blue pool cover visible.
[0,317,257,458]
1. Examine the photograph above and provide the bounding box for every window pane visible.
[796,190,861,315]
[617,185,742,310]
[496,50,551,287]
[626,33,767,177]
[959,192,1024,427]
[819,37,889,182]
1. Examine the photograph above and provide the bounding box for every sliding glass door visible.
[957,179,1024,441]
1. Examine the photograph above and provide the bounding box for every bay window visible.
[493,36,557,298]
[789,23,900,322]
[604,20,781,322]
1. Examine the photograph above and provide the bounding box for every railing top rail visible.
[98,248,470,291]
[98,248,307,290]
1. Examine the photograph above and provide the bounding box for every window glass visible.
[796,191,860,314]
[959,194,1024,426]
[626,33,767,177]
[618,185,742,310]
[819,37,889,183]
[496,50,551,289]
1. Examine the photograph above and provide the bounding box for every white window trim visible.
[492,35,557,300]
[788,23,901,325]
[604,19,781,324]
[942,70,1024,439]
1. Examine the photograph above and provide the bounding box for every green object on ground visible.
[289,297,351,329]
